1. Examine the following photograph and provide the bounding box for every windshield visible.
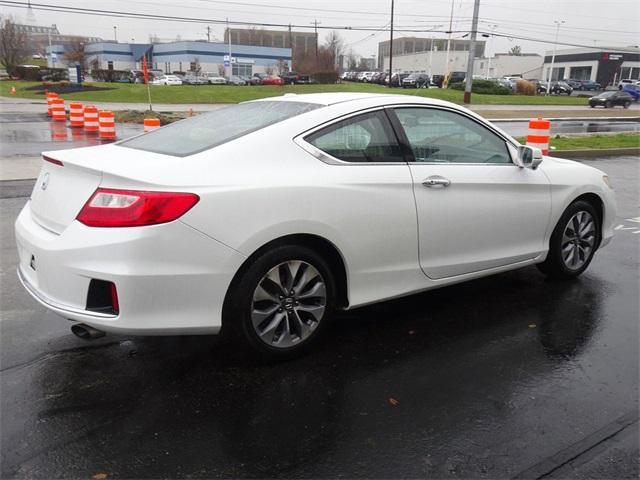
[119,101,321,157]
[599,92,615,98]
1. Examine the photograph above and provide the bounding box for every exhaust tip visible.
[71,323,106,340]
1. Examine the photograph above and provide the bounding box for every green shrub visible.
[450,79,511,95]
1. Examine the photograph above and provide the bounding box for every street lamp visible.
[546,20,565,94]
[483,24,498,79]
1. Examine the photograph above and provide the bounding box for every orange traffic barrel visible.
[83,105,99,132]
[46,92,58,117]
[51,97,66,122]
[143,118,161,132]
[69,102,84,128]
[98,111,116,140]
[525,117,551,155]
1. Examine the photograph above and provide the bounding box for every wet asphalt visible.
[0,157,638,479]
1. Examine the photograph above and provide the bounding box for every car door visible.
[388,106,551,280]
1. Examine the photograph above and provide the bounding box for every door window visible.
[305,110,403,163]
[393,107,512,164]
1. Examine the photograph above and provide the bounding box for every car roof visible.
[252,92,451,107]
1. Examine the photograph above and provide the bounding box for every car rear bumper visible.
[15,201,246,335]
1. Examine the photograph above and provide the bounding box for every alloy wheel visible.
[561,211,596,270]
[251,261,326,348]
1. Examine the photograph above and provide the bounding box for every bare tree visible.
[0,17,28,75]
[265,64,275,75]
[64,38,86,71]
[217,63,225,76]
[323,31,344,67]
[509,45,522,56]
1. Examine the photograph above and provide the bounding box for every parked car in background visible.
[564,78,583,90]
[449,71,466,84]
[550,81,573,95]
[526,79,547,94]
[362,72,376,83]
[252,73,270,84]
[182,73,208,85]
[386,73,409,87]
[618,79,636,90]
[260,75,284,86]
[430,74,444,87]
[376,72,388,85]
[402,73,429,88]
[151,74,183,86]
[622,84,640,101]
[295,74,317,85]
[280,72,301,84]
[226,75,247,86]
[205,73,227,85]
[589,90,633,108]
[580,80,601,91]
[127,70,145,83]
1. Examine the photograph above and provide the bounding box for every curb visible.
[491,116,640,122]
[549,147,640,159]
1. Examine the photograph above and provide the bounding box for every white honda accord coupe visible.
[15,93,616,357]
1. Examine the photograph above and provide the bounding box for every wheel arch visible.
[222,233,350,328]
[569,192,604,248]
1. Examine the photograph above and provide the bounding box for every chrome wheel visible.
[251,261,326,348]
[561,211,596,270]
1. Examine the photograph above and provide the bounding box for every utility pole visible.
[206,25,211,42]
[443,0,454,87]
[388,0,394,88]
[546,20,565,94]
[463,0,481,104]
[311,20,320,71]
[113,26,117,43]
[227,18,232,78]
[428,39,435,80]
[47,26,53,67]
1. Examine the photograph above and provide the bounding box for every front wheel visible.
[537,200,600,279]
[225,245,335,359]
[624,101,631,109]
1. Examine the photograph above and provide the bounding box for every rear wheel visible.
[226,245,335,359]
[537,200,600,279]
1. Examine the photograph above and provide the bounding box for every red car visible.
[260,75,284,86]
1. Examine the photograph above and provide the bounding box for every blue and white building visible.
[79,41,292,75]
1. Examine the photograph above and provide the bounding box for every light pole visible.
[484,23,497,79]
[546,20,565,94]
[388,0,394,88]
[443,0,454,87]
[113,26,117,43]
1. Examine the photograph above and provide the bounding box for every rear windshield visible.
[120,101,320,157]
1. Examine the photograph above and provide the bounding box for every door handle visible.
[422,175,451,188]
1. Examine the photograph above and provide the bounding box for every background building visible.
[224,28,316,54]
[16,23,101,58]
[81,41,292,75]
[474,53,543,79]
[378,37,486,74]
[542,47,640,86]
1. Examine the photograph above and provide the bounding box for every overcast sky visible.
[4,0,640,57]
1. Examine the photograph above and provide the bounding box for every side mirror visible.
[516,145,543,170]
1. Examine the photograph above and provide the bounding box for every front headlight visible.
[602,175,613,189]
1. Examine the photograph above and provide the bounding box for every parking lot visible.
[0,156,637,479]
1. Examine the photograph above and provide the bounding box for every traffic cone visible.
[10,86,16,95]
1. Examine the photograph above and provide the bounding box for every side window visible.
[394,108,512,164]
[305,110,403,163]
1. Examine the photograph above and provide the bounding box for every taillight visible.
[43,155,63,166]
[76,188,199,227]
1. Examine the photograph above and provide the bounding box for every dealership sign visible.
[603,53,623,60]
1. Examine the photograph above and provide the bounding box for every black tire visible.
[624,101,631,109]
[224,245,335,359]
[537,200,601,280]
[590,104,595,108]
